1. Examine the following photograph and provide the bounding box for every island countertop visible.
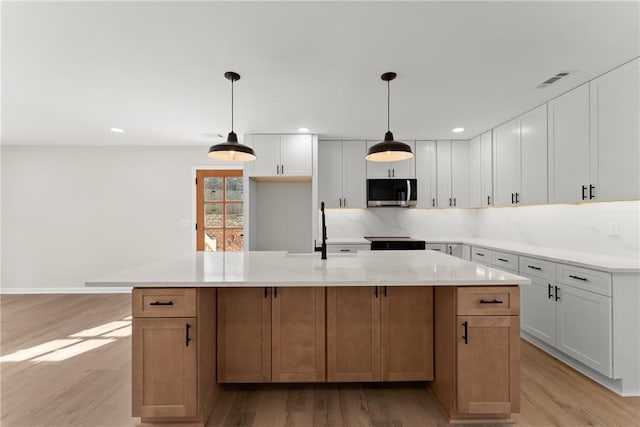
[86,250,530,287]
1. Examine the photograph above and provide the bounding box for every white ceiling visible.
[2,1,639,146]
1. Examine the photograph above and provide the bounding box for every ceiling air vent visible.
[537,71,572,89]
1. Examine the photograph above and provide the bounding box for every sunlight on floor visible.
[1,315,131,363]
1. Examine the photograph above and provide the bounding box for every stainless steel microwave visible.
[366,179,417,207]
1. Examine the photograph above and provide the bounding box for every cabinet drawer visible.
[519,256,556,281]
[457,286,520,316]
[556,264,611,297]
[133,288,197,317]
[491,251,519,273]
[426,243,447,252]
[471,247,493,263]
[327,244,370,254]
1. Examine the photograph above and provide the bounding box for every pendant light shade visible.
[208,71,256,162]
[366,72,414,162]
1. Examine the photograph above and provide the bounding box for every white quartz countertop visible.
[86,250,529,288]
[326,238,370,245]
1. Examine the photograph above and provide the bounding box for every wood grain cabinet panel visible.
[327,286,381,381]
[272,287,326,382]
[381,286,434,381]
[217,287,271,383]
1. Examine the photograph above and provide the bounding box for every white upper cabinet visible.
[494,104,547,206]
[480,130,494,207]
[548,84,591,203]
[436,140,470,208]
[318,140,366,209]
[247,134,312,177]
[589,58,640,202]
[469,136,482,207]
[365,141,416,179]
[415,141,437,208]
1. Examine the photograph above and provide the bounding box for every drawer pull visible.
[150,301,174,306]
[480,299,503,304]
[340,249,351,252]
[497,258,509,262]
[569,274,588,281]
[528,265,542,271]
[185,323,192,347]
[462,321,468,344]
[475,252,485,257]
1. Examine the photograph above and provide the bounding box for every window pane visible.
[204,203,223,227]
[204,178,223,201]
[225,203,243,227]
[225,178,243,201]
[205,229,223,252]
[225,229,244,252]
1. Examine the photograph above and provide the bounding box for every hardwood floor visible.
[1,294,639,426]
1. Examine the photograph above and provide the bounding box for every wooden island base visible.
[132,285,520,426]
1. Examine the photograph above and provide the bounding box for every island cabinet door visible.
[272,287,326,382]
[327,286,381,381]
[381,286,434,381]
[456,315,520,414]
[217,287,271,382]
[132,318,197,418]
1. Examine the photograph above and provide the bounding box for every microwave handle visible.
[406,180,411,203]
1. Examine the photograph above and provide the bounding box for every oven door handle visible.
[406,180,411,204]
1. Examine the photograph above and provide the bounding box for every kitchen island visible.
[88,250,530,427]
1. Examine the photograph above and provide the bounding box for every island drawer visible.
[491,250,519,273]
[556,264,611,297]
[471,247,492,264]
[519,256,556,281]
[457,286,520,316]
[133,288,197,317]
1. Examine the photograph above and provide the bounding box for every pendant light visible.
[365,72,414,162]
[208,71,256,162]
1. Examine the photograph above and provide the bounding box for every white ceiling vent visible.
[537,72,572,88]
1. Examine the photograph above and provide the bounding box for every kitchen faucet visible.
[321,201,327,260]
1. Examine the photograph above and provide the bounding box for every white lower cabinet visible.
[521,276,556,346]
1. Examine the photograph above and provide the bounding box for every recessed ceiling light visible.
[452,127,464,133]
[298,127,310,133]
[110,127,124,133]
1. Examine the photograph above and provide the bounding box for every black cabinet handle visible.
[487,195,491,205]
[462,321,468,344]
[274,287,278,298]
[589,185,595,200]
[480,299,503,304]
[454,198,457,207]
[374,286,378,298]
[515,192,520,204]
[383,286,388,297]
[150,301,174,306]
[569,275,587,281]
[277,165,280,175]
[475,252,485,257]
[582,185,587,200]
[511,193,515,204]
[432,198,435,207]
[497,258,508,262]
[528,265,542,271]
[281,164,284,175]
[449,198,452,207]
[185,323,192,347]
[548,283,553,299]
[344,198,347,207]
[264,287,268,298]
[392,169,395,177]
[555,286,560,301]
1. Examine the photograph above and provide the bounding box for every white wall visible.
[1,145,236,290]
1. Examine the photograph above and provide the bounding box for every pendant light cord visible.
[231,78,234,132]
[387,79,390,132]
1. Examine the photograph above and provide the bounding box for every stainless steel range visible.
[364,236,426,250]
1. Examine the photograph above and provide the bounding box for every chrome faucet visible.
[321,201,327,260]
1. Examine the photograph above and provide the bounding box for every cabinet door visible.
[469,136,482,208]
[272,287,326,382]
[548,84,590,203]
[217,288,271,382]
[342,141,367,208]
[318,140,343,208]
[590,58,640,202]
[436,140,452,207]
[389,141,416,179]
[327,286,381,381]
[248,134,281,177]
[366,141,392,178]
[520,276,556,346]
[381,286,433,380]
[520,104,548,205]
[132,318,197,418]
[281,134,312,176]
[451,141,470,208]
[556,284,612,376]
[416,140,438,208]
[493,119,520,207]
[480,130,493,207]
[457,315,520,414]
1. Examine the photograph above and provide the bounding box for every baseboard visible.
[0,287,132,294]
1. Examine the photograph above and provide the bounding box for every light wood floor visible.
[1,294,639,427]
